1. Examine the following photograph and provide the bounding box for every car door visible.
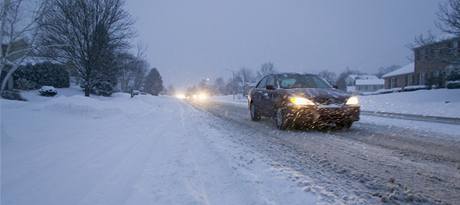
[252,77,267,113]
[262,75,276,115]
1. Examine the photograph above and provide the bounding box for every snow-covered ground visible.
[360,89,460,118]
[1,88,316,205]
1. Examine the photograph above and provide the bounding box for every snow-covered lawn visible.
[1,88,316,205]
[360,89,460,118]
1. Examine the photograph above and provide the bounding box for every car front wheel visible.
[250,103,261,121]
[336,121,353,129]
[275,108,289,130]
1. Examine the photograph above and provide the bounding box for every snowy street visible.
[1,92,316,205]
[3,0,460,204]
[195,99,460,205]
[2,90,460,205]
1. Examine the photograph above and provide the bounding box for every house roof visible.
[348,74,378,80]
[382,63,414,78]
[355,79,384,85]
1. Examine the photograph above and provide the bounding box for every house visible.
[413,36,460,87]
[355,78,384,92]
[382,63,415,89]
[345,74,382,92]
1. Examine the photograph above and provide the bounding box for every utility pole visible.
[226,69,236,100]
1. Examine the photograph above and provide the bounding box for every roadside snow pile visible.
[212,95,247,106]
[360,89,460,118]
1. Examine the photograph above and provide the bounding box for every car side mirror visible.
[266,85,275,90]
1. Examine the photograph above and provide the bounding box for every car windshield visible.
[278,74,331,89]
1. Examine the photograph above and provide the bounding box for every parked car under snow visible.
[39,86,58,97]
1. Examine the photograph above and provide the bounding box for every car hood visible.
[284,88,351,105]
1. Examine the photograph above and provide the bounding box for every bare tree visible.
[117,51,148,92]
[213,77,226,95]
[437,0,460,36]
[318,70,337,85]
[38,0,134,96]
[0,0,47,94]
[256,62,276,80]
[405,31,437,61]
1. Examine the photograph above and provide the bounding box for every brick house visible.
[382,63,415,89]
[413,36,460,87]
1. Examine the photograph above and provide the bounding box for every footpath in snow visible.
[1,88,316,205]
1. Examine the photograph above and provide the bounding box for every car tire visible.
[337,121,353,129]
[250,103,261,121]
[274,108,289,130]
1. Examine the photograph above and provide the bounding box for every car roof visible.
[272,73,318,77]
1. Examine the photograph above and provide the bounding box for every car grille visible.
[314,97,343,105]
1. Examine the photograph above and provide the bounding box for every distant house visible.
[345,74,383,92]
[413,36,460,87]
[355,78,384,92]
[382,63,415,89]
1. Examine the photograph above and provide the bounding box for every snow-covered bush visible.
[39,86,57,96]
[1,90,26,101]
[447,81,460,89]
[92,81,114,96]
[13,62,70,90]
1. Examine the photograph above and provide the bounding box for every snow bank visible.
[360,89,460,118]
[212,95,248,106]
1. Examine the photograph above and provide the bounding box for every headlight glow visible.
[175,93,186,99]
[346,96,359,106]
[197,92,208,100]
[289,97,315,106]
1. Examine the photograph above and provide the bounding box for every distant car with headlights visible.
[248,73,360,130]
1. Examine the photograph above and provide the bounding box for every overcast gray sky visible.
[126,0,444,89]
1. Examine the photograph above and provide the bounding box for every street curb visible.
[361,110,460,125]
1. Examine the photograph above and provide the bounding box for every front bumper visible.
[285,105,360,124]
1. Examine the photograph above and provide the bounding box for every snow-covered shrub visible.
[39,86,58,96]
[92,81,114,96]
[1,90,26,101]
[14,62,70,90]
[447,81,460,89]
[14,78,38,90]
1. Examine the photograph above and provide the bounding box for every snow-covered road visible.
[195,100,460,205]
[1,93,316,205]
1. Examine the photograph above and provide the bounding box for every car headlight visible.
[289,97,315,106]
[346,96,359,106]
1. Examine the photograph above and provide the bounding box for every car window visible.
[278,74,331,89]
[266,76,275,87]
[256,77,267,88]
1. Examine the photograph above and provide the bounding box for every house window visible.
[391,77,396,88]
[419,72,426,85]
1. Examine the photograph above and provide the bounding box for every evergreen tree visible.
[143,68,163,95]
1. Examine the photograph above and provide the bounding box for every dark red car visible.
[248,73,360,130]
